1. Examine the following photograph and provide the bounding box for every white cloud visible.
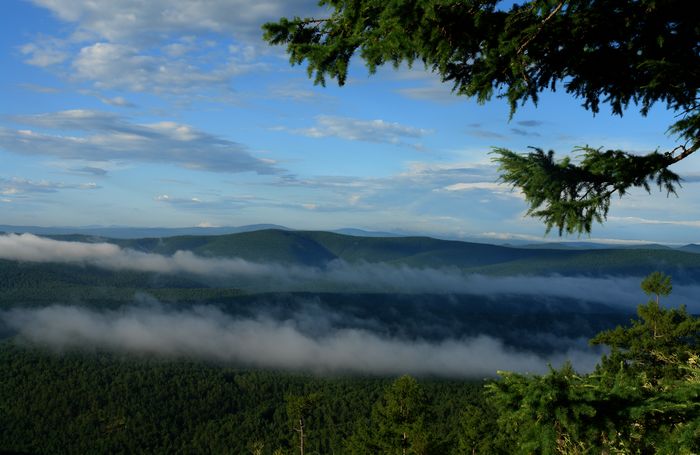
[155,193,268,211]
[195,221,219,228]
[400,161,496,179]
[155,194,203,205]
[29,0,321,44]
[98,95,135,108]
[441,182,508,192]
[0,110,279,174]
[396,82,460,103]
[438,182,524,199]
[72,42,258,94]
[477,231,679,246]
[286,115,432,145]
[609,216,700,229]
[271,161,516,228]
[0,177,99,196]
[22,1,322,98]
[20,39,68,67]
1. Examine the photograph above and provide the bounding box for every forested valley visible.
[1,273,698,453]
[0,342,481,454]
[1,232,699,452]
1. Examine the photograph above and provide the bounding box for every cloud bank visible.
[23,0,322,96]
[2,304,601,377]
[1,233,697,310]
[0,110,279,174]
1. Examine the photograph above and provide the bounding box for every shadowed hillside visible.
[42,229,700,280]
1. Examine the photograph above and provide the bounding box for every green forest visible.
[0,343,480,454]
[1,272,698,454]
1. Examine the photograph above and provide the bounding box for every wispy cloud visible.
[516,120,544,128]
[97,95,135,108]
[22,1,322,99]
[0,177,98,197]
[155,194,263,211]
[439,182,516,193]
[20,38,68,67]
[69,166,109,176]
[609,216,700,228]
[511,128,541,137]
[72,41,260,95]
[396,82,459,104]
[467,126,507,140]
[0,110,280,174]
[283,115,432,146]
[19,83,61,93]
[28,0,321,44]
[270,161,514,228]
[267,81,334,103]
[477,231,681,246]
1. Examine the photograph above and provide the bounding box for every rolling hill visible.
[67,229,700,279]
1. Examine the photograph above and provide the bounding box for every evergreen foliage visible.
[286,392,322,455]
[1,269,698,452]
[0,343,480,454]
[493,146,680,235]
[348,375,434,454]
[640,270,673,303]
[264,0,700,234]
[485,272,700,453]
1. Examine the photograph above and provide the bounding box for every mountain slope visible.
[13,229,700,280]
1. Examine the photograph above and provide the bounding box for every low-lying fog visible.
[1,233,694,377]
[1,233,697,309]
[2,303,603,377]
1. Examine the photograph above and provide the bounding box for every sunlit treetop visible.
[264,0,700,235]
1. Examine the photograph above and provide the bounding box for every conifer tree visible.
[485,273,700,452]
[264,0,700,234]
[286,393,321,455]
[640,270,673,304]
[348,375,431,455]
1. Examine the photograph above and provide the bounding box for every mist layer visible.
[1,233,694,309]
[2,304,602,377]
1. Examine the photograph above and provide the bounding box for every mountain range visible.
[18,227,700,280]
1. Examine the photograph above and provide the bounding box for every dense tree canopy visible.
[264,0,700,234]
[487,273,700,453]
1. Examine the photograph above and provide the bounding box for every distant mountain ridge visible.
[0,223,291,239]
[0,223,693,250]
[11,228,698,280]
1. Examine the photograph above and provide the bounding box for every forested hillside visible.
[1,230,698,452]
[1,287,698,453]
[0,342,481,454]
[37,229,700,278]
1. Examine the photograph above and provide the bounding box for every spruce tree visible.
[264,0,700,234]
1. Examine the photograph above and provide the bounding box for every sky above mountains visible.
[2,0,700,244]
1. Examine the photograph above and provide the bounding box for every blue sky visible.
[2,0,699,244]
